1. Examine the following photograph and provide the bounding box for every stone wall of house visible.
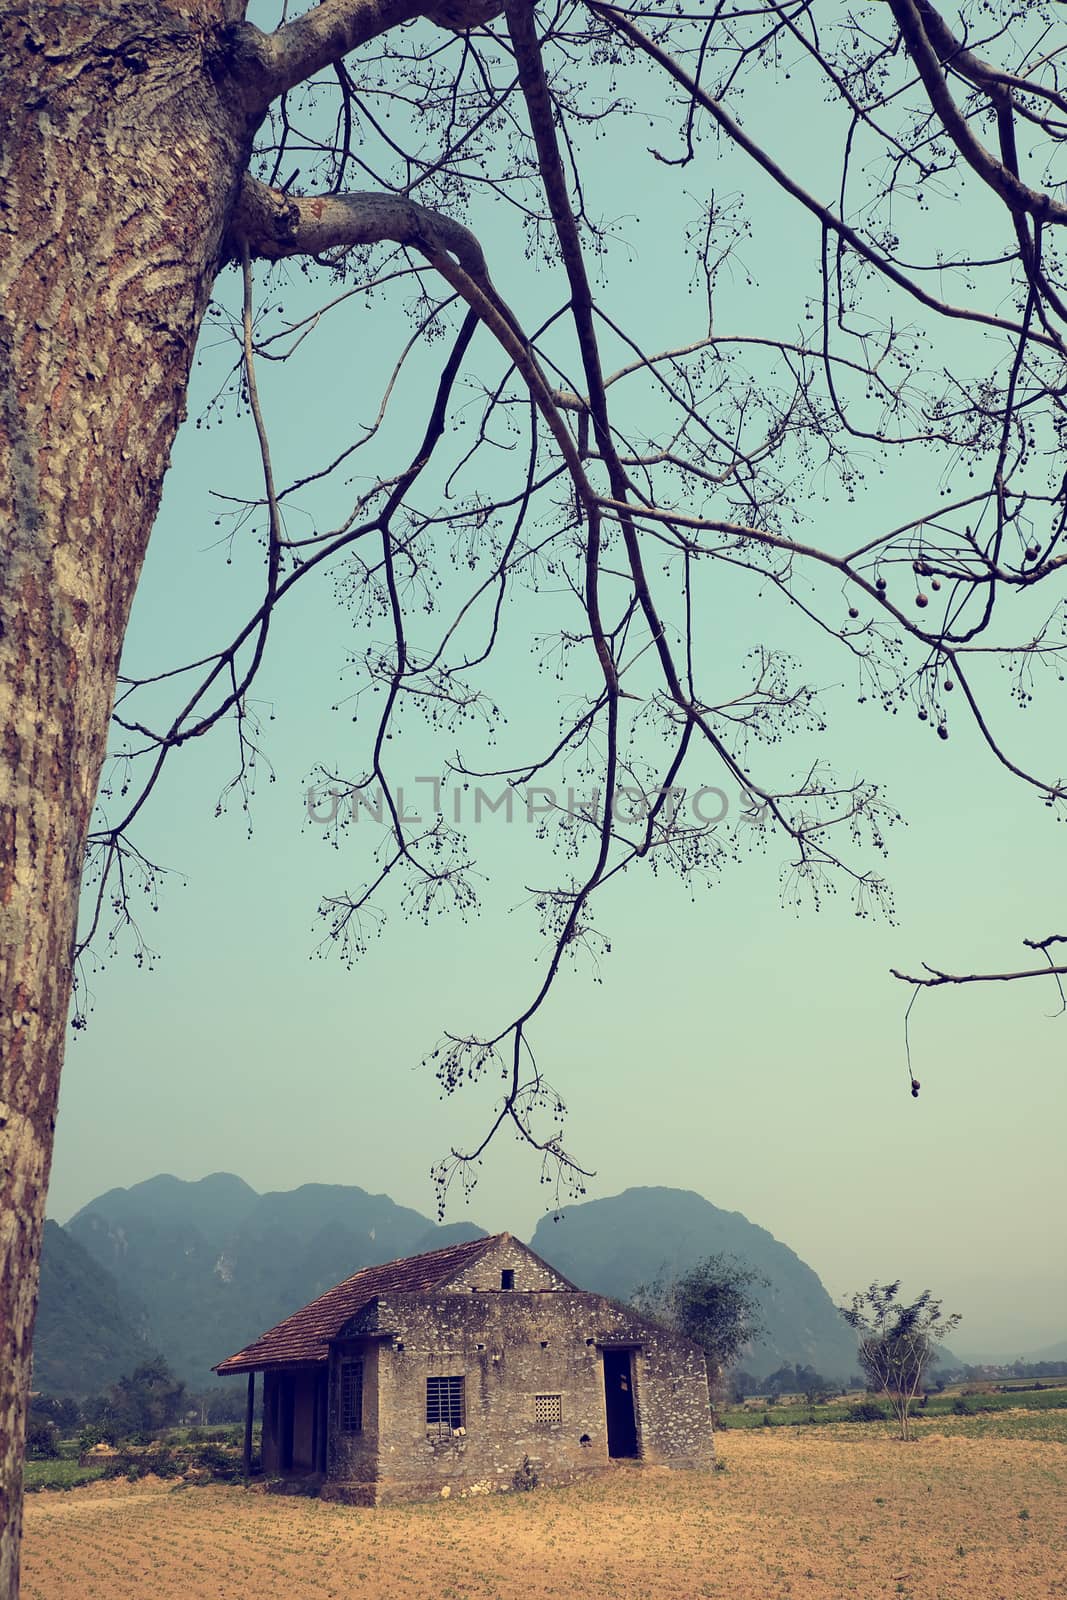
[324,1285,714,1503]
[628,1324,717,1469]
[445,1234,574,1294]
[327,1338,381,1491]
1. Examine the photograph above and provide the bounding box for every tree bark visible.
[0,5,253,1592]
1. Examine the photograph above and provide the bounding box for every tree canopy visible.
[633,1253,768,1383]
[841,1280,961,1438]
[4,2,1067,1589]
[64,0,1067,1207]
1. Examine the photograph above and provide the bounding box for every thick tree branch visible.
[244,0,503,106]
[912,0,1067,122]
[231,175,596,516]
[886,0,1067,225]
[234,174,490,274]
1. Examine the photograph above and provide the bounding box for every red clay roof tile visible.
[214,1233,504,1374]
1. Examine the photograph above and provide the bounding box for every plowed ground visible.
[22,1419,1066,1600]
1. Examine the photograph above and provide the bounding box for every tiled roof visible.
[214,1233,503,1374]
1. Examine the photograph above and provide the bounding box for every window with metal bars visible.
[426,1375,465,1431]
[534,1393,562,1425]
[340,1360,363,1433]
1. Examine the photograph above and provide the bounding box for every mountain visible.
[37,1174,858,1392]
[531,1187,859,1381]
[53,1175,488,1389]
[76,1170,259,1246]
[1024,1338,1067,1364]
[34,1221,155,1393]
[954,1337,1067,1368]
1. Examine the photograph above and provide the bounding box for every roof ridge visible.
[284,1229,502,1305]
[350,1230,502,1281]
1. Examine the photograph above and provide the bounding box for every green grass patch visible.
[941,1387,1067,1414]
[718,1402,854,1428]
[716,1385,1067,1431]
[23,1459,106,1492]
[162,1424,247,1444]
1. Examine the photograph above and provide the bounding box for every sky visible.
[47,3,1066,1363]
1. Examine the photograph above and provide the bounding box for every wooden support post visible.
[243,1371,255,1479]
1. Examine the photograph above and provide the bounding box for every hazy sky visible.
[48,5,1066,1362]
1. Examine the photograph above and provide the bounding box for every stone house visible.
[215,1231,714,1503]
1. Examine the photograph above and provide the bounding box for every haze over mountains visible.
[37,1175,908,1392]
[528,1188,861,1378]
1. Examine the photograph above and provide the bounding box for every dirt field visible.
[21,1419,1066,1600]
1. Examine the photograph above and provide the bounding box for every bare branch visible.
[886,0,1067,225]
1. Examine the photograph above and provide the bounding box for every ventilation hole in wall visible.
[540,1340,549,1349]
[534,1394,562,1425]
[477,1343,485,1351]
[579,1434,591,1446]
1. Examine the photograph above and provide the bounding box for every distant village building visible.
[215,1232,714,1503]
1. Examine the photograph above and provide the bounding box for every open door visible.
[603,1348,638,1458]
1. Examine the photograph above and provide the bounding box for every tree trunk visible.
[0,5,252,1592]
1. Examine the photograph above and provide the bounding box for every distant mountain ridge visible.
[53,1174,486,1390]
[33,1222,155,1393]
[36,1174,860,1391]
[530,1187,861,1380]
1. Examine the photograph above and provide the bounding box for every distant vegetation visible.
[23,1357,252,1491]
[959,1359,1067,1382]
[716,1382,1067,1430]
[729,1363,841,1403]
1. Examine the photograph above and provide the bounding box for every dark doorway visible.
[603,1349,638,1458]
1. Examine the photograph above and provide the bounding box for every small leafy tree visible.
[85,1360,187,1442]
[21,1420,58,1462]
[840,1283,961,1440]
[30,1397,79,1435]
[794,1365,832,1407]
[633,1254,768,1395]
[728,1370,759,1404]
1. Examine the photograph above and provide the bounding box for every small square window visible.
[340,1360,363,1433]
[500,1269,514,1291]
[534,1393,562,1426]
[427,1375,465,1433]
